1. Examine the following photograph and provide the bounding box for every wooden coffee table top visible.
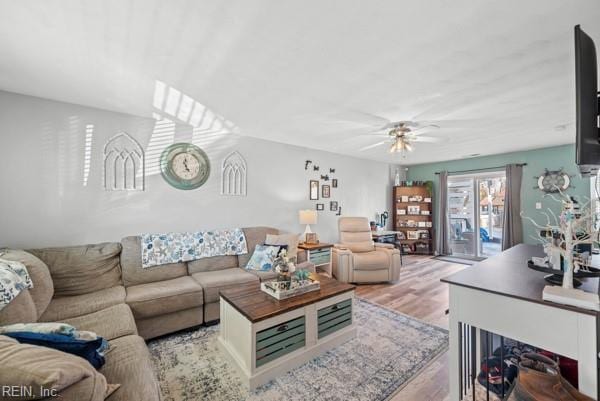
[220,275,355,323]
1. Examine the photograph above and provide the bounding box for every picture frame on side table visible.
[310,180,319,200]
[305,232,319,244]
[322,184,330,198]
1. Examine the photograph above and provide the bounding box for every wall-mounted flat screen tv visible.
[575,25,600,176]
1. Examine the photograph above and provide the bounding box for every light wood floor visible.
[355,255,466,401]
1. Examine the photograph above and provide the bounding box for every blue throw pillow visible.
[4,331,106,369]
[245,244,281,271]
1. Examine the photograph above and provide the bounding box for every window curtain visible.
[502,164,523,250]
[436,171,451,255]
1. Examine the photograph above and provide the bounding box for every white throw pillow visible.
[265,233,299,259]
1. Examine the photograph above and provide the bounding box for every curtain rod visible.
[434,163,527,175]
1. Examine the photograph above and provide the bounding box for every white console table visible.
[442,244,599,400]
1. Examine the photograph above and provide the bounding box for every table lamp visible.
[298,209,318,243]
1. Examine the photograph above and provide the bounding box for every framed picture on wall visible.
[322,184,330,198]
[330,201,338,211]
[332,179,338,188]
[316,203,324,211]
[310,180,319,200]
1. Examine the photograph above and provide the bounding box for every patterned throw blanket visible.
[0,257,34,311]
[141,228,248,268]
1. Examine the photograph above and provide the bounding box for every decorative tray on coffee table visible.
[260,278,321,300]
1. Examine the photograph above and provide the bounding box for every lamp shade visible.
[298,209,318,225]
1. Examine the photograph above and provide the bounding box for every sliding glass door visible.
[447,171,506,259]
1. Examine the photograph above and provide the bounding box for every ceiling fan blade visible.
[359,141,388,151]
[410,135,442,143]
[357,132,390,137]
[348,110,392,126]
[325,110,391,128]
[410,124,440,133]
[415,119,491,128]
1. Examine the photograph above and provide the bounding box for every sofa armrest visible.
[296,261,316,273]
[374,246,401,281]
[296,249,307,263]
[331,247,353,283]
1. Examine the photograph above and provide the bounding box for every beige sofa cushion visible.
[345,241,375,253]
[0,290,37,325]
[100,335,160,401]
[338,216,371,232]
[63,304,137,341]
[40,286,126,322]
[0,335,108,401]
[247,269,279,282]
[353,250,390,271]
[192,268,259,303]
[29,243,122,297]
[187,255,239,274]
[1,249,54,318]
[120,236,188,286]
[237,227,279,267]
[126,276,204,319]
[265,233,299,258]
[339,217,374,246]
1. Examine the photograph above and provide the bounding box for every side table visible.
[298,242,333,277]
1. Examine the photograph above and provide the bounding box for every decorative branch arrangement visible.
[521,187,598,289]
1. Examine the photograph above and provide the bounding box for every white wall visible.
[0,91,394,248]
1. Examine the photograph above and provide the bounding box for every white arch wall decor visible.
[221,151,247,196]
[103,132,145,191]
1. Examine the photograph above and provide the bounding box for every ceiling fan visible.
[360,121,442,155]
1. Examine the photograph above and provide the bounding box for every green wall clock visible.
[160,143,210,190]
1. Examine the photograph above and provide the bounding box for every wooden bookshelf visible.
[392,183,434,255]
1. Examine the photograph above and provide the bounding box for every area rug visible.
[147,298,449,401]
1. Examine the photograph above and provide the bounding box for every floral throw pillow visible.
[0,258,33,311]
[245,245,281,271]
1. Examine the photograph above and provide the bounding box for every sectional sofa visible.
[0,226,307,401]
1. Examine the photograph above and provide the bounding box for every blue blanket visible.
[141,228,248,268]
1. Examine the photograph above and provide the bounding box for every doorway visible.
[447,171,506,259]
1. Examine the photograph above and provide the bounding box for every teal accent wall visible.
[407,144,591,245]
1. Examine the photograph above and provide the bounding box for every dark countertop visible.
[441,244,600,316]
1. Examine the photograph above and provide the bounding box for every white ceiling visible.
[0,0,599,165]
